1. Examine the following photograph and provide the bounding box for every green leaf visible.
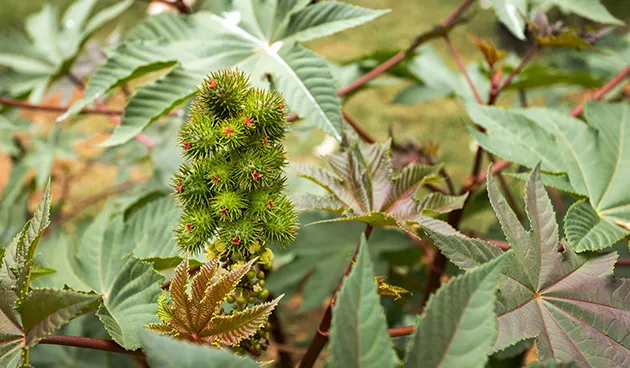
[328,234,399,368]
[95,255,164,350]
[404,253,507,368]
[0,285,23,368]
[528,361,578,368]
[0,0,132,100]
[489,0,527,40]
[539,0,623,25]
[65,1,387,145]
[277,2,389,43]
[20,288,100,346]
[293,140,462,235]
[34,205,165,350]
[140,331,259,368]
[267,211,415,312]
[468,102,630,251]
[431,165,630,366]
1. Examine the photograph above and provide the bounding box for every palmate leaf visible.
[404,252,507,368]
[140,331,258,368]
[61,2,388,145]
[268,211,415,311]
[468,102,630,251]
[0,0,132,101]
[328,235,399,368]
[427,165,630,367]
[33,203,167,350]
[293,140,466,235]
[151,257,281,347]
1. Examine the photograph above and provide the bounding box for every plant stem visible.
[40,335,145,357]
[443,35,484,104]
[487,45,538,105]
[269,309,294,368]
[298,225,374,368]
[336,0,475,97]
[0,96,122,115]
[570,65,630,117]
[342,111,376,144]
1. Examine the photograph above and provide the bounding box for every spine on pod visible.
[172,69,298,355]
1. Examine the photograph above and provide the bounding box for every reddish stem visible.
[0,96,122,115]
[570,65,630,117]
[444,35,484,104]
[336,0,475,98]
[342,111,376,144]
[487,45,538,105]
[40,335,145,357]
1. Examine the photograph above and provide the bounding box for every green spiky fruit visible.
[173,69,298,256]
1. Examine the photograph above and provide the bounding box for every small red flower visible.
[220,208,230,216]
[183,141,191,151]
[186,223,193,232]
[211,175,221,184]
[252,171,263,181]
[207,79,217,89]
[266,200,274,209]
[176,182,183,193]
[232,237,241,245]
[244,116,253,127]
[223,126,234,136]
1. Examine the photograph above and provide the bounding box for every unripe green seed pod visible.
[257,271,265,279]
[235,295,247,305]
[226,295,235,303]
[246,270,256,280]
[258,289,269,300]
[258,279,266,288]
[248,296,256,304]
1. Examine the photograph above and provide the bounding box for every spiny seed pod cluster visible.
[172,69,298,354]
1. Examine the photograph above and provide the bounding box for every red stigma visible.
[183,141,191,151]
[220,208,230,216]
[186,223,193,232]
[223,126,234,136]
[207,79,217,89]
[176,182,183,193]
[266,200,274,209]
[244,116,253,127]
[289,227,295,234]
[252,171,263,181]
[232,237,241,245]
[212,175,221,184]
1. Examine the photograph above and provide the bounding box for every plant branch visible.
[570,65,630,117]
[342,111,376,144]
[269,308,294,368]
[0,96,123,115]
[443,35,484,104]
[40,335,145,357]
[487,45,538,105]
[298,225,374,368]
[336,0,475,97]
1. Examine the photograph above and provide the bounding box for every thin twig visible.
[342,111,376,144]
[570,65,630,117]
[487,45,539,105]
[0,96,123,115]
[40,335,145,357]
[443,35,484,104]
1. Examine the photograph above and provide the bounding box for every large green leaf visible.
[404,253,507,368]
[468,102,630,251]
[328,235,399,368]
[140,331,258,368]
[489,0,527,40]
[34,203,166,350]
[267,211,414,312]
[19,288,100,346]
[428,165,630,366]
[293,140,465,235]
[63,2,388,144]
[0,0,132,101]
[539,0,622,25]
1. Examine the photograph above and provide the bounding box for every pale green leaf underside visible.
[140,331,258,368]
[490,0,527,40]
[66,1,388,145]
[467,102,630,251]
[328,235,399,368]
[405,253,507,368]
